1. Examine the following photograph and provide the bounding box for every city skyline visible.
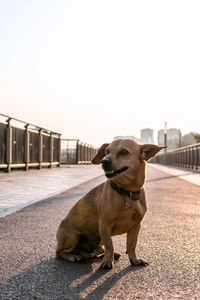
[114,126,200,148]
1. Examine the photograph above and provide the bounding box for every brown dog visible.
[56,139,164,269]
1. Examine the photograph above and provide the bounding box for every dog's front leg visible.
[99,221,114,269]
[126,222,148,267]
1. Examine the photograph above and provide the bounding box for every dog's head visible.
[92,139,165,181]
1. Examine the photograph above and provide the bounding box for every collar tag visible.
[125,199,132,209]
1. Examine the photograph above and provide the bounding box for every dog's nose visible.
[101,157,112,171]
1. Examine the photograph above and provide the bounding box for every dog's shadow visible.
[0,256,143,300]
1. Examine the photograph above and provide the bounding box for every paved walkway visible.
[150,163,200,187]
[0,164,199,299]
[0,165,102,217]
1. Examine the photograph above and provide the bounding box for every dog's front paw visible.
[130,258,149,267]
[100,260,114,270]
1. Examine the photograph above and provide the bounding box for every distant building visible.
[140,128,154,144]
[114,128,154,144]
[158,128,181,149]
[114,135,141,143]
[182,132,198,147]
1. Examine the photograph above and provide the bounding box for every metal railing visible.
[0,113,61,172]
[61,139,98,164]
[150,143,200,171]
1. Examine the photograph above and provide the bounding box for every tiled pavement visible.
[0,165,103,217]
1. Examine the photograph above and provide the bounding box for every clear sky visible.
[0,0,200,146]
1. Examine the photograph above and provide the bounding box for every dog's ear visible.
[140,144,167,161]
[92,143,109,164]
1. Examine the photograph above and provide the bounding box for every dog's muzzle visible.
[101,158,128,179]
[104,167,129,178]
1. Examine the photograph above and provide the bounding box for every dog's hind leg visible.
[90,243,120,260]
[91,241,120,260]
[56,221,83,262]
[91,243,105,258]
[58,250,83,262]
[77,238,104,259]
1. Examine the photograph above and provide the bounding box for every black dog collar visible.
[110,180,142,201]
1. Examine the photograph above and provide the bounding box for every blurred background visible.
[0,0,200,147]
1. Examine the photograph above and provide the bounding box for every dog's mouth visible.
[104,167,129,179]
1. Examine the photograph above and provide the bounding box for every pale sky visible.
[0,0,200,146]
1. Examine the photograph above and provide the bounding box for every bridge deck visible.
[0,164,199,299]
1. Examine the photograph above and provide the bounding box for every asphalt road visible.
[0,165,199,299]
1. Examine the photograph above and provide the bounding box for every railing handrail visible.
[0,113,61,136]
[61,138,98,149]
[62,139,79,142]
[164,142,200,153]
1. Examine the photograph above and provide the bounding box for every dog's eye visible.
[119,150,129,155]
[105,148,110,155]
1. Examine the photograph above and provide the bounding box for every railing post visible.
[87,144,89,163]
[191,147,194,169]
[196,145,199,170]
[50,132,53,168]
[76,140,79,164]
[89,146,92,163]
[25,124,30,171]
[39,129,43,169]
[58,134,61,167]
[82,143,84,163]
[6,118,12,173]
[80,143,82,163]
[184,149,186,168]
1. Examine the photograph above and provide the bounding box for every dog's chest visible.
[111,200,143,235]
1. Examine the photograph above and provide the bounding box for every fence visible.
[150,143,200,171]
[61,139,98,164]
[0,113,61,172]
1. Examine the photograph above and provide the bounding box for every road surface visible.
[0,165,199,299]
